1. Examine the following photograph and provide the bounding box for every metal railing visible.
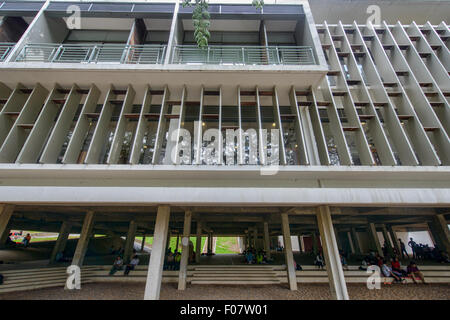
[15,44,167,64]
[171,45,316,65]
[0,43,15,62]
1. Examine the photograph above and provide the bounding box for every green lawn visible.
[215,237,239,254]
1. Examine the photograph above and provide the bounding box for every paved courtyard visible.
[1,282,449,300]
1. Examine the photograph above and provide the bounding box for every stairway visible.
[190,265,281,285]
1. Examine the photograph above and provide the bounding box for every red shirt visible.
[392,261,401,269]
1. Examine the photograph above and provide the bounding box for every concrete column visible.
[141,236,146,252]
[347,232,355,254]
[381,224,393,256]
[316,206,349,300]
[207,232,212,254]
[0,224,11,248]
[195,221,201,263]
[334,227,342,251]
[387,225,400,254]
[312,232,319,255]
[281,213,297,291]
[72,211,95,267]
[263,222,271,259]
[144,205,170,300]
[253,227,258,249]
[124,220,137,264]
[299,235,305,253]
[350,228,362,254]
[368,223,382,256]
[0,204,14,246]
[178,210,192,290]
[431,214,450,253]
[50,221,72,263]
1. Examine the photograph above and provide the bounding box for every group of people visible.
[109,249,140,276]
[242,247,272,264]
[163,247,182,270]
[360,252,427,284]
[3,232,31,248]
[393,238,449,263]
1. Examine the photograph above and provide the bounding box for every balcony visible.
[0,43,15,62]
[171,45,316,66]
[14,43,167,64]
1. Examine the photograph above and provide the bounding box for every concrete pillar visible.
[316,206,349,300]
[175,234,180,252]
[141,236,146,252]
[299,235,305,253]
[124,220,137,264]
[207,232,213,254]
[72,211,95,267]
[50,221,72,263]
[281,213,297,291]
[347,232,355,254]
[144,205,170,300]
[312,232,319,255]
[387,225,400,254]
[263,222,271,259]
[195,221,201,263]
[368,223,382,256]
[0,224,11,248]
[0,204,14,246]
[350,228,362,254]
[253,227,258,249]
[178,210,192,290]
[381,224,393,256]
[334,227,342,251]
[431,214,450,253]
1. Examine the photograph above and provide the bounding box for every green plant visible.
[182,0,264,48]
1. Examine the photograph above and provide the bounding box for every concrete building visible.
[0,0,449,300]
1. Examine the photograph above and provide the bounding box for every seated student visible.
[5,233,15,247]
[315,253,325,269]
[22,233,31,247]
[245,250,254,264]
[359,257,371,271]
[381,260,404,283]
[256,251,263,264]
[406,261,427,284]
[124,255,139,276]
[340,253,349,270]
[109,256,124,275]
[174,251,181,270]
[391,257,407,276]
[166,251,175,270]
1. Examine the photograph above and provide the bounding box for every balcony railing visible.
[0,43,15,62]
[171,45,316,65]
[15,44,167,64]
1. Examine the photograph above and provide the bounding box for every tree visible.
[182,0,264,48]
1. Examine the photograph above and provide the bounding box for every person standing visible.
[408,238,417,259]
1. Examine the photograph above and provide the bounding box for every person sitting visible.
[391,257,407,276]
[340,253,349,270]
[381,260,404,283]
[406,261,426,284]
[124,255,139,276]
[359,257,370,271]
[245,250,254,264]
[109,256,124,275]
[166,250,175,270]
[5,233,15,247]
[294,260,302,271]
[22,233,31,247]
[256,251,263,264]
[315,253,325,269]
[174,251,181,270]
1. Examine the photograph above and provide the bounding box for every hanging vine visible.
[182,0,264,48]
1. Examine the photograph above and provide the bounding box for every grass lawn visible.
[215,237,239,254]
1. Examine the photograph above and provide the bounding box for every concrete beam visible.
[144,205,170,300]
[71,211,95,267]
[281,213,297,291]
[316,206,349,300]
[178,210,192,290]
